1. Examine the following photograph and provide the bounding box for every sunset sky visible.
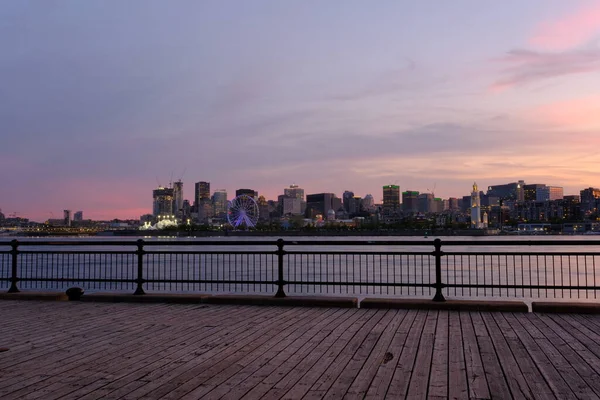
[1,0,599,221]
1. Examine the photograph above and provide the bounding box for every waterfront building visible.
[417,193,434,213]
[523,184,546,201]
[194,182,210,207]
[153,186,174,217]
[306,193,335,218]
[402,191,419,213]
[536,186,563,201]
[448,197,459,210]
[487,181,524,202]
[382,185,400,211]
[362,194,375,212]
[580,187,600,217]
[471,183,483,228]
[236,188,257,199]
[172,180,184,217]
[284,184,305,201]
[73,211,83,222]
[63,210,72,227]
[212,190,228,217]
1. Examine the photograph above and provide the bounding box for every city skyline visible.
[1,1,599,221]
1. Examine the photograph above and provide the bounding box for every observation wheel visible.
[227,195,259,229]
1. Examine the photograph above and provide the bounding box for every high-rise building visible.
[172,180,184,217]
[448,197,459,210]
[74,211,83,222]
[236,188,257,199]
[382,185,400,210]
[153,187,174,217]
[212,190,228,217]
[343,191,355,212]
[402,191,419,212]
[580,187,600,216]
[362,194,375,212]
[306,193,335,218]
[487,181,525,202]
[349,196,362,214]
[63,210,72,227]
[284,184,305,201]
[471,183,482,228]
[524,184,546,201]
[194,181,210,207]
[537,186,563,201]
[417,193,434,213]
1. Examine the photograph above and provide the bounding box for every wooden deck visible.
[1,302,600,399]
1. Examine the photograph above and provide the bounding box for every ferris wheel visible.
[227,195,259,229]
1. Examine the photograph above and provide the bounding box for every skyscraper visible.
[212,189,228,217]
[74,211,83,222]
[172,180,184,217]
[580,187,600,216]
[487,181,524,202]
[402,191,419,213]
[284,184,305,201]
[306,193,334,218]
[343,190,355,212]
[471,183,482,229]
[195,182,210,207]
[236,188,257,199]
[382,185,400,210]
[63,210,72,227]
[153,187,174,217]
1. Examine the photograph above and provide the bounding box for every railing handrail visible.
[2,238,600,247]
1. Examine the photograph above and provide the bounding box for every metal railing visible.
[1,238,599,301]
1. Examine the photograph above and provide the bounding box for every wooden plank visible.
[459,311,490,400]
[427,311,448,399]
[492,313,556,400]
[470,312,513,400]
[503,313,577,400]
[405,310,438,400]
[385,310,428,398]
[211,308,355,400]
[276,309,387,400]
[527,313,600,397]
[363,309,418,400]
[480,312,535,399]
[343,310,407,399]
[176,308,341,399]
[321,309,398,399]
[447,311,468,400]
[253,309,379,400]
[299,309,389,399]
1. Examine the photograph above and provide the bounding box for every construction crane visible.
[427,183,437,197]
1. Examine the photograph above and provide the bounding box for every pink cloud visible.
[530,4,600,50]
[529,96,600,131]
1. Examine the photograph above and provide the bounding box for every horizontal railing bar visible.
[143,251,276,255]
[443,252,600,256]
[444,283,600,290]
[285,281,433,287]
[143,279,275,285]
[284,251,434,256]
[17,251,136,255]
[17,278,137,283]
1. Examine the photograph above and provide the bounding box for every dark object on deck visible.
[66,287,85,301]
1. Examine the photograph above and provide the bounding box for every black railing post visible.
[432,238,445,302]
[8,239,20,293]
[274,238,286,298]
[133,239,146,295]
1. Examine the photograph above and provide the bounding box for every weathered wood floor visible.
[1,301,600,399]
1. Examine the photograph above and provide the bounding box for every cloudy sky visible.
[1,0,599,221]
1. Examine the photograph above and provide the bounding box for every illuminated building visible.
[173,180,184,217]
[212,190,228,217]
[580,187,600,217]
[236,188,257,199]
[306,193,335,218]
[536,186,563,201]
[471,183,484,229]
[195,182,210,206]
[63,210,72,227]
[153,186,174,217]
[487,181,525,202]
[382,185,400,211]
